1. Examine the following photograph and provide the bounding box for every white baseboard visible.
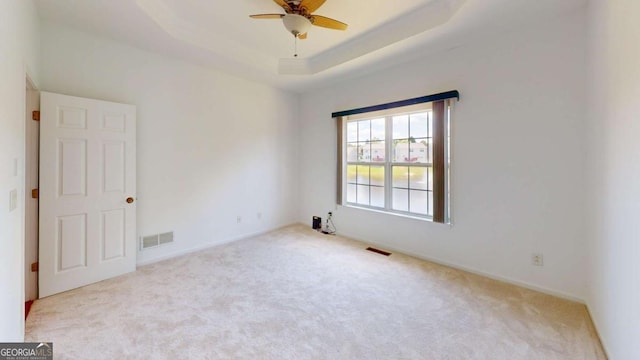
[320,224,586,304]
[136,223,296,267]
[138,221,604,354]
[143,220,585,303]
[584,303,610,359]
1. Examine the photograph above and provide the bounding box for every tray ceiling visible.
[35,0,586,92]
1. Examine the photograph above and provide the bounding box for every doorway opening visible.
[24,75,40,319]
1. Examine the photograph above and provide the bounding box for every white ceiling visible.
[34,0,586,92]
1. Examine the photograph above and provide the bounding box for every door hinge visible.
[31,262,38,272]
[31,189,38,199]
[32,111,40,121]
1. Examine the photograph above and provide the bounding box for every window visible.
[335,92,456,223]
[345,118,386,208]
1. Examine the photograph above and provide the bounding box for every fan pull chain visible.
[294,35,298,57]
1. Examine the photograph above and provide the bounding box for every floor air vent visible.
[366,247,392,256]
[141,231,174,250]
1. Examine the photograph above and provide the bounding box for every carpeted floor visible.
[25,225,605,359]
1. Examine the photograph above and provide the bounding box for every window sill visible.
[339,204,452,227]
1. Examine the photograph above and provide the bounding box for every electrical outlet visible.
[532,253,544,266]
[236,216,242,224]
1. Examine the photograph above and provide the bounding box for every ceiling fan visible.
[250,0,348,42]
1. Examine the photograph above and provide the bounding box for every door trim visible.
[24,74,39,304]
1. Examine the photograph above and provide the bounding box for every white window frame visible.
[341,101,453,223]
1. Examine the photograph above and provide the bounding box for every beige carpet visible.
[25,225,605,359]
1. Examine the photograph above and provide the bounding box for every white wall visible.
[39,22,299,265]
[586,0,640,358]
[0,0,40,341]
[298,10,588,300]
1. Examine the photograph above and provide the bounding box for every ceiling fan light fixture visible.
[283,14,312,37]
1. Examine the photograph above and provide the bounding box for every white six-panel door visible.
[39,92,136,298]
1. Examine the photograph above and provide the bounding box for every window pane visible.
[428,191,434,217]
[359,142,371,162]
[346,165,357,184]
[370,141,385,162]
[393,115,409,140]
[409,112,429,138]
[346,143,358,162]
[357,185,370,206]
[371,118,385,141]
[392,166,409,188]
[392,188,408,211]
[394,142,413,163]
[370,166,384,186]
[409,167,429,190]
[346,184,356,203]
[358,143,371,161]
[410,140,428,163]
[409,190,429,215]
[371,186,384,208]
[356,165,370,185]
[347,122,358,142]
[358,120,371,142]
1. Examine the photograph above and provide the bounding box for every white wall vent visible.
[140,231,174,250]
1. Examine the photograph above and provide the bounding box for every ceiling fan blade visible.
[273,0,292,12]
[299,0,326,14]
[310,15,348,30]
[249,14,285,19]
[298,32,308,40]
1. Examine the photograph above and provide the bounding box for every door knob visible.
[126,197,134,204]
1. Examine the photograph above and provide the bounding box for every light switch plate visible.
[9,189,18,211]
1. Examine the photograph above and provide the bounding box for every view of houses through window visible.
[345,109,437,217]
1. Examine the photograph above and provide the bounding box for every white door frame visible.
[24,76,40,302]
